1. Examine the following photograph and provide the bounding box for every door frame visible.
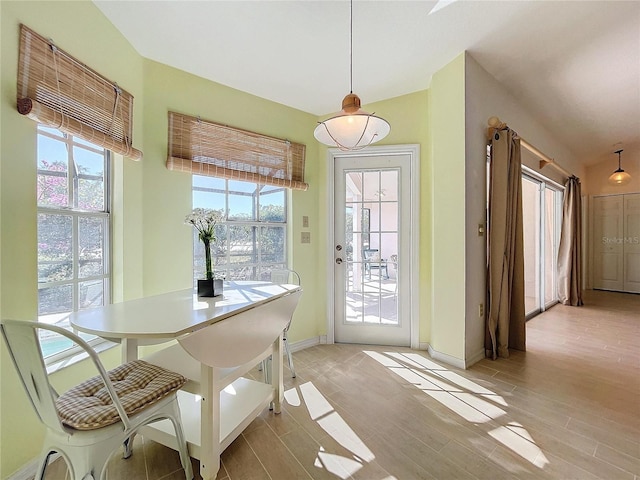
[325,144,420,348]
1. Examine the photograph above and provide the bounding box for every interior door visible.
[333,154,411,346]
[593,195,624,291]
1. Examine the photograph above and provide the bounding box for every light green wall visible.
[139,58,323,342]
[1,1,144,477]
[429,54,466,360]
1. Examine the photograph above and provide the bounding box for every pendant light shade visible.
[608,149,632,186]
[314,0,390,151]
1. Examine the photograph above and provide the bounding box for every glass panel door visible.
[334,154,411,346]
[521,173,562,318]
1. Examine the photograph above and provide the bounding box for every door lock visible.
[335,258,343,264]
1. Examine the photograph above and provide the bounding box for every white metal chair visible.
[269,269,300,378]
[256,268,300,379]
[1,320,193,480]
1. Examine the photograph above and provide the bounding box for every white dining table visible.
[69,280,302,479]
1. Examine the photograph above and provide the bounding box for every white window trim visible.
[37,127,113,367]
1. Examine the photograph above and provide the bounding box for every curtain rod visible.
[486,116,572,178]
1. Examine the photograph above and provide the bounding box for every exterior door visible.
[521,173,562,317]
[333,153,411,346]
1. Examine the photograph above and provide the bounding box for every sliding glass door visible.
[522,172,563,317]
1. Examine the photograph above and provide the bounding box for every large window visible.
[192,175,287,281]
[37,126,110,361]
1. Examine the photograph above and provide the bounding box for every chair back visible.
[1,320,66,433]
[268,268,301,286]
[363,249,379,261]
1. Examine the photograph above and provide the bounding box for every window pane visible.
[522,177,541,316]
[79,217,104,277]
[37,134,69,207]
[260,226,285,263]
[75,147,105,210]
[38,213,73,282]
[229,225,256,264]
[79,279,104,309]
[363,171,380,202]
[228,183,255,220]
[193,176,226,210]
[259,186,285,222]
[38,284,73,315]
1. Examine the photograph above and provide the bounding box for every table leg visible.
[121,338,139,363]
[199,364,221,480]
[270,334,284,414]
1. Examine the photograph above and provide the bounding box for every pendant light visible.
[608,149,632,186]
[314,0,390,150]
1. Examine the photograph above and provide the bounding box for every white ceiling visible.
[94,0,640,167]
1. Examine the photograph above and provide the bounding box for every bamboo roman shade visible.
[167,112,308,191]
[17,24,142,160]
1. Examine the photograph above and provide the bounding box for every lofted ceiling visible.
[94,0,640,168]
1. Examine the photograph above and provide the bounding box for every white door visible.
[333,153,411,346]
[623,193,640,293]
[593,195,625,291]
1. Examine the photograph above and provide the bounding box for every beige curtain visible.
[486,129,526,360]
[557,177,583,306]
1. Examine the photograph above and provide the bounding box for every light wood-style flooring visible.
[39,289,639,479]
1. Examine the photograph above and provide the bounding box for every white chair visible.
[1,320,193,480]
[259,268,300,379]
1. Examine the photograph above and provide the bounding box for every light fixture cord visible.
[350,0,353,94]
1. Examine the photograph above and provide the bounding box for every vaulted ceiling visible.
[94,0,640,168]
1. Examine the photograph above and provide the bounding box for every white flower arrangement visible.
[185,208,223,280]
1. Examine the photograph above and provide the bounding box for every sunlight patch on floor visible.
[285,381,376,479]
[364,350,549,469]
[489,424,549,468]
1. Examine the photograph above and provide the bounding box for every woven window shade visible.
[17,24,142,160]
[167,112,308,191]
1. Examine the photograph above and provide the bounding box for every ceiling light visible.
[608,149,632,186]
[314,0,390,151]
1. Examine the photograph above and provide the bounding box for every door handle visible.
[335,258,343,265]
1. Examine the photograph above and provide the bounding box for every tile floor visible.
[38,289,639,479]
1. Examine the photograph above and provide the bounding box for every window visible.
[192,175,287,281]
[37,126,111,361]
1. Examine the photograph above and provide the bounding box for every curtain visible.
[486,129,526,360]
[557,177,583,306]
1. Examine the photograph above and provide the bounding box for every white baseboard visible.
[465,348,486,368]
[289,335,323,352]
[418,342,429,351]
[426,344,467,370]
[8,456,44,480]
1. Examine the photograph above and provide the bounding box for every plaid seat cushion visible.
[55,360,186,430]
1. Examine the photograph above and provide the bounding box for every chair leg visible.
[122,433,136,459]
[35,450,55,480]
[283,334,296,378]
[262,357,272,385]
[167,405,194,480]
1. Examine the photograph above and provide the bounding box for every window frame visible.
[192,176,289,282]
[36,126,112,365]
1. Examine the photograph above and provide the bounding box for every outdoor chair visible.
[1,320,193,480]
[363,248,389,279]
